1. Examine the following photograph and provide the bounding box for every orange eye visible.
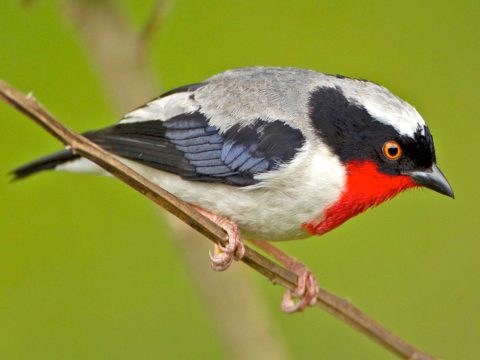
[382,141,402,160]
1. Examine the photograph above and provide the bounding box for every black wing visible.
[85,112,305,186]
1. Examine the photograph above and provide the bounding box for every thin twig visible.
[0,81,436,360]
[63,1,290,357]
[63,0,159,114]
[139,0,174,46]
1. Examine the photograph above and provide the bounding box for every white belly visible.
[58,142,345,241]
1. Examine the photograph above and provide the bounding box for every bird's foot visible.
[281,262,319,313]
[249,239,319,313]
[194,207,245,271]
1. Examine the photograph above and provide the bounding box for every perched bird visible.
[13,67,454,312]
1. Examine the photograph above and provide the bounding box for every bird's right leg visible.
[249,239,319,313]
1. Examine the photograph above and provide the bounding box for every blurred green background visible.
[0,1,479,359]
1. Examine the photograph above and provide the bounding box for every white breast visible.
[118,139,345,241]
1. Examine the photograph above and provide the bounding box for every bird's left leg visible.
[249,239,319,313]
[193,206,245,271]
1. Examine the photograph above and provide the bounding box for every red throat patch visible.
[303,161,417,236]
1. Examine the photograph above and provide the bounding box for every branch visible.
[139,0,175,46]
[63,1,290,357]
[63,0,159,114]
[0,81,436,360]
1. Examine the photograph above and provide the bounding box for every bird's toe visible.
[281,267,319,313]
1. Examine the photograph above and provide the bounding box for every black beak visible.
[405,164,454,199]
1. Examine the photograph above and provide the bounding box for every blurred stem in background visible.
[62,0,290,358]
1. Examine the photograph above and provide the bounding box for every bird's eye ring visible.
[382,141,402,160]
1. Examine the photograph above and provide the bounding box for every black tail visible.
[11,149,79,180]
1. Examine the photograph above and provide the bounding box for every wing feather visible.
[85,101,305,186]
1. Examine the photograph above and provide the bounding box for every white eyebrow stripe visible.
[362,100,426,137]
[334,79,426,138]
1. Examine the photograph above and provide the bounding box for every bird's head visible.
[304,77,453,235]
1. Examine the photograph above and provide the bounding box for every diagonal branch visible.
[0,81,436,360]
[138,0,175,46]
[63,1,290,357]
[63,0,159,114]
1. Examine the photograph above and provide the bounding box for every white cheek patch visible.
[120,92,200,123]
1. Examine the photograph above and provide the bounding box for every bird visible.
[12,66,454,312]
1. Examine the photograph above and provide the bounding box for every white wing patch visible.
[120,92,200,124]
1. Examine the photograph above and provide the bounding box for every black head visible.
[308,85,453,198]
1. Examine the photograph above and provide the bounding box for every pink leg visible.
[249,240,319,313]
[194,206,245,271]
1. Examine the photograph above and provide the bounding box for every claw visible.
[194,207,245,271]
[209,244,234,271]
[281,267,319,313]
